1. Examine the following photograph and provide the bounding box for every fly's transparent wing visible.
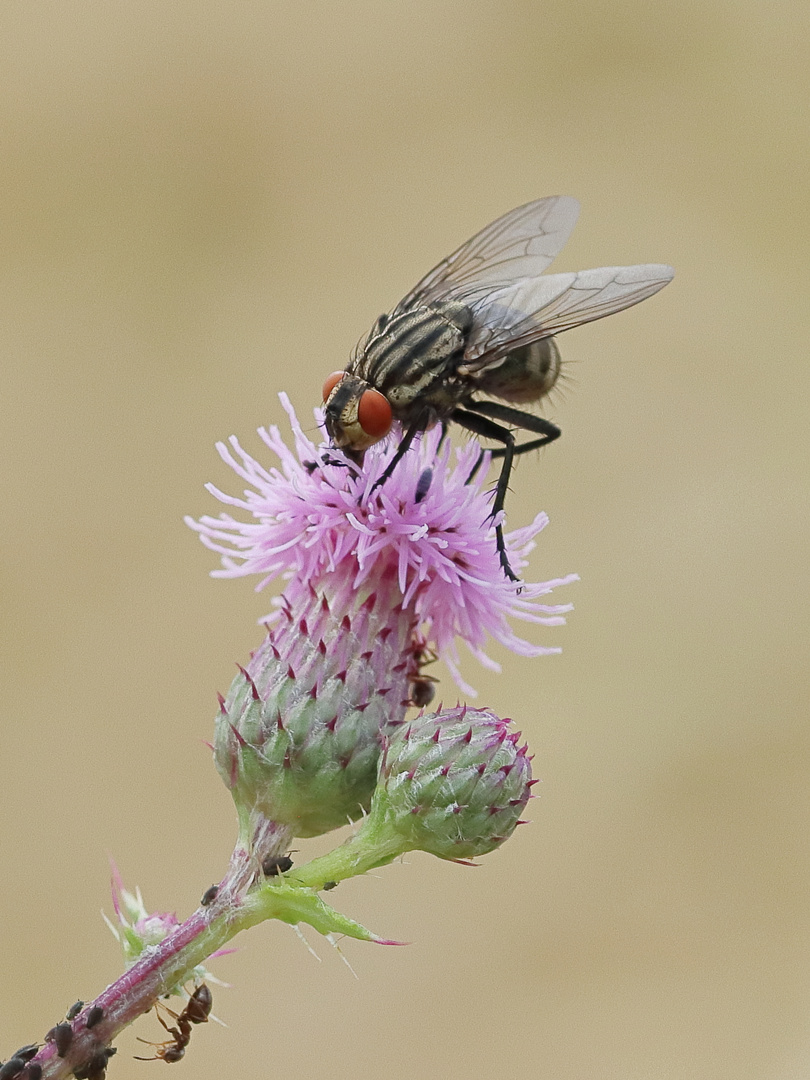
[458,263,675,369]
[396,196,580,309]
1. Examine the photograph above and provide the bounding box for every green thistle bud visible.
[374,706,533,861]
[216,569,421,839]
[290,707,535,889]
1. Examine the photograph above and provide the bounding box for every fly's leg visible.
[451,408,519,581]
[465,447,489,486]
[490,435,555,459]
[367,411,429,496]
[465,400,561,457]
[453,403,561,581]
[463,404,560,483]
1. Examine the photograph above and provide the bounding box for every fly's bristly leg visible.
[367,411,430,497]
[451,408,519,582]
[465,400,561,458]
[465,448,489,486]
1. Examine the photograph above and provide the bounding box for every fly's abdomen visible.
[473,337,561,405]
[357,303,471,414]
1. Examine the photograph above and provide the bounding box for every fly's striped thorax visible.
[354,302,472,413]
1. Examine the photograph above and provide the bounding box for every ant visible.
[407,641,439,709]
[135,984,212,1064]
[408,672,437,709]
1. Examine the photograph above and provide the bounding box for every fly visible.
[323,196,673,581]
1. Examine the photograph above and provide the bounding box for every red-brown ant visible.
[135,985,212,1064]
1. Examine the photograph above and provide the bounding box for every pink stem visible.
[21,817,291,1080]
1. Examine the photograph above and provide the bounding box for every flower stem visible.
[25,815,401,1080]
[288,815,406,890]
[31,817,293,1080]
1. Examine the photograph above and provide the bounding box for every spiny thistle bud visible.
[290,707,535,890]
[214,567,421,838]
[373,706,533,861]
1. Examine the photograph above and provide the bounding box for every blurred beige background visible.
[1,2,808,1078]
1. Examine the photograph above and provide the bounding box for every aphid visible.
[9,1050,37,1066]
[0,1058,26,1080]
[322,880,338,891]
[85,1006,104,1030]
[323,196,673,580]
[73,1047,116,1080]
[48,1023,73,1058]
[135,985,211,1064]
[66,1002,84,1021]
[200,884,219,907]
[24,1064,42,1080]
[262,854,293,877]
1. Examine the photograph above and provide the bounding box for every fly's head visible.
[322,371,393,454]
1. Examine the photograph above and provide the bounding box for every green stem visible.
[286,813,407,891]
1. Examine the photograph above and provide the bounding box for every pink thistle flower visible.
[186,393,576,696]
[185,395,575,844]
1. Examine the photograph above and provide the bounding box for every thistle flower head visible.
[214,567,421,838]
[186,393,576,693]
[186,395,573,842]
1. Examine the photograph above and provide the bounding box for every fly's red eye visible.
[322,371,345,402]
[358,389,393,438]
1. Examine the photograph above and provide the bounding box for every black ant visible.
[408,673,437,709]
[406,641,439,709]
[135,984,212,1064]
